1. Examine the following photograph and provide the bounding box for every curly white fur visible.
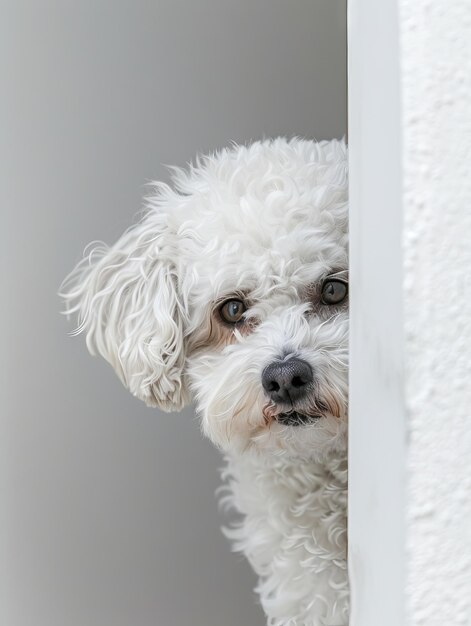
[61,137,349,626]
[220,452,347,626]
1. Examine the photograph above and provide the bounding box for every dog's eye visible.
[321,279,348,305]
[219,299,247,324]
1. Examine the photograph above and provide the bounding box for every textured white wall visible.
[401,1,471,624]
[349,0,471,624]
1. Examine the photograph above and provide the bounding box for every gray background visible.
[1,2,346,625]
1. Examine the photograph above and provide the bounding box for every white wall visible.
[348,0,405,623]
[401,1,471,623]
[349,0,471,624]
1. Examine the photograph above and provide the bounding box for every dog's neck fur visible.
[220,448,349,626]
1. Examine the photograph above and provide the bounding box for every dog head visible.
[62,138,348,459]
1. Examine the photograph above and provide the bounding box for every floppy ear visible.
[60,212,188,411]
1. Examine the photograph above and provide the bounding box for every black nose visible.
[262,357,313,404]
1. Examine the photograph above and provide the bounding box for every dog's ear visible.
[60,211,188,411]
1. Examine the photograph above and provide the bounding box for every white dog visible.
[62,137,349,626]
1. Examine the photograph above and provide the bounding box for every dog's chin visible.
[249,412,348,460]
[197,386,347,459]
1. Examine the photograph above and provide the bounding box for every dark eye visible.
[219,299,247,324]
[321,279,348,305]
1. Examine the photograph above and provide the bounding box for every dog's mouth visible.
[262,395,338,428]
[275,411,323,426]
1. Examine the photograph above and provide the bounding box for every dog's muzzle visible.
[261,357,323,426]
